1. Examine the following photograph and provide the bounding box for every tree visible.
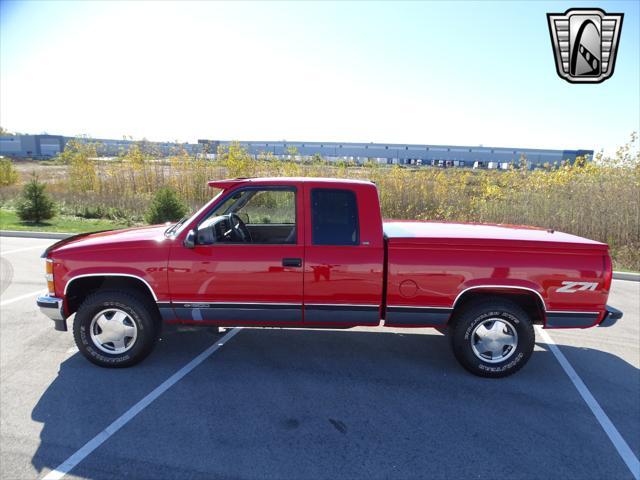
[217,142,256,178]
[55,139,98,192]
[0,159,18,186]
[145,187,188,224]
[16,175,56,223]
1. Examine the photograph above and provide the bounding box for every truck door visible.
[168,185,304,324]
[302,184,384,326]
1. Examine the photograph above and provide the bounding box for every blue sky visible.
[1,0,638,153]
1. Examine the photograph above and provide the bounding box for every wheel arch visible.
[64,274,158,316]
[451,286,546,325]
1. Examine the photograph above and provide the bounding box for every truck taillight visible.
[45,259,55,295]
[603,254,613,292]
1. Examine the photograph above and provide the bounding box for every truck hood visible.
[383,220,608,250]
[44,225,169,257]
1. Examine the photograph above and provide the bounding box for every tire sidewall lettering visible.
[79,301,143,364]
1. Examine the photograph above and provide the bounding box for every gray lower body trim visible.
[163,302,301,323]
[545,311,600,328]
[159,302,379,325]
[158,307,177,322]
[304,304,379,324]
[385,306,452,326]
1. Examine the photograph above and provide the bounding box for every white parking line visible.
[537,326,640,480]
[0,245,47,255]
[0,289,45,307]
[43,327,242,480]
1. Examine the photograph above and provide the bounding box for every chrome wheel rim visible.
[471,318,518,363]
[90,308,138,354]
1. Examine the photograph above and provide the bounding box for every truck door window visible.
[240,190,295,225]
[197,187,297,245]
[311,189,359,246]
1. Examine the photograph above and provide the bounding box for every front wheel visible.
[449,299,535,378]
[73,290,159,368]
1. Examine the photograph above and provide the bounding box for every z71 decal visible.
[556,281,598,293]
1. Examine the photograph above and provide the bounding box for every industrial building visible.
[199,140,593,169]
[0,134,196,159]
[0,134,68,158]
[0,134,593,169]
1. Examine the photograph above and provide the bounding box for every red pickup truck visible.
[37,177,622,377]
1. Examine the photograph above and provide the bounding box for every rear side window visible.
[311,189,359,246]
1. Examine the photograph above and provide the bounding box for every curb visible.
[0,230,73,240]
[1,229,639,282]
[613,271,640,282]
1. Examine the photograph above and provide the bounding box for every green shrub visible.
[16,175,56,223]
[0,159,18,186]
[145,187,187,224]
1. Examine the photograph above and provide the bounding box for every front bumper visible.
[599,305,623,328]
[36,295,67,331]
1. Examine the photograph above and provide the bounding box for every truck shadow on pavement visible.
[31,327,639,480]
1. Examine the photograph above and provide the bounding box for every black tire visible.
[449,298,535,378]
[73,290,159,368]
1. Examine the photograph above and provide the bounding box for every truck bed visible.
[383,221,608,250]
[383,221,610,328]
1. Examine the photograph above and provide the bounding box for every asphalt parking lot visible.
[1,235,639,480]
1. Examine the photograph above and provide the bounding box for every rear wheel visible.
[449,299,535,378]
[73,290,159,368]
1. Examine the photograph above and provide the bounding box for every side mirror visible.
[184,229,196,249]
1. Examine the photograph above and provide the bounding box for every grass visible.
[0,209,134,234]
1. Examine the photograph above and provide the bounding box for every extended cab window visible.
[311,189,359,246]
[197,188,296,245]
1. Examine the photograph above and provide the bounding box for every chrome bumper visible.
[36,295,67,331]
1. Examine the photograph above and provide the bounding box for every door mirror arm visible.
[184,229,196,249]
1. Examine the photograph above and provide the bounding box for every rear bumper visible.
[599,305,623,328]
[36,295,67,331]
